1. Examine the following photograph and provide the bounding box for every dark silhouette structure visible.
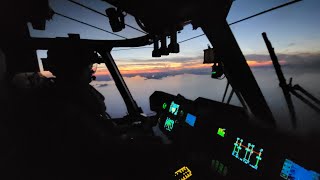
[263,32,320,128]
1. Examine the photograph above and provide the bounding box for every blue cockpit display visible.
[185,113,196,127]
[280,159,319,180]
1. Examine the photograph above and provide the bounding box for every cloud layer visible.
[93,52,320,80]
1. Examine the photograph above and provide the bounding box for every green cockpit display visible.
[164,117,175,131]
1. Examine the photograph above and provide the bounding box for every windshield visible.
[30,0,320,135]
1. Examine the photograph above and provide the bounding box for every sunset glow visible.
[40,58,286,78]
[93,59,285,76]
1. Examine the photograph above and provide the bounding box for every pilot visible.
[45,47,116,135]
[0,46,120,178]
[44,47,171,179]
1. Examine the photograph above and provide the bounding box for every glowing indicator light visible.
[174,166,192,180]
[212,71,217,75]
[169,101,180,116]
[164,117,175,131]
[232,137,263,170]
[217,128,226,137]
[162,102,167,109]
[280,159,320,180]
[185,113,196,127]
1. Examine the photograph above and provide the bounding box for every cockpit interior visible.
[0,0,319,179]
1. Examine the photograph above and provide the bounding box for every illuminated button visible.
[217,128,226,137]
[164,117,175,131]
[162,102,167,109]
[185,113,196,127]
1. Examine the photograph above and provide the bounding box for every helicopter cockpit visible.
[0,0,319,179]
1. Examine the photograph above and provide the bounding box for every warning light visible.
[164,117,175,131]
[174,166,192,180]
[217,128,226,137]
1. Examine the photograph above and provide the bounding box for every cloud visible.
[245,52,320,73]
[94,75,112,81]
[288,43,296,47]
[90,80,110,88]
[92,52,320,81]
[94,55,207,77]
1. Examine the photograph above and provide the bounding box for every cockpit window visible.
[29,0,320,133]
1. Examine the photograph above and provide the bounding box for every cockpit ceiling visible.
[102,0,233,34]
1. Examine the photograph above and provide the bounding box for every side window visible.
[90,63,127,118]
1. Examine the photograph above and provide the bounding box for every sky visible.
[30,0,320,76]
[28,0,320,133]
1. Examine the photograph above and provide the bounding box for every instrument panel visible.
[150,91,320,180]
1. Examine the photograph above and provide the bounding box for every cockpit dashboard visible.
[150,91,320,179]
